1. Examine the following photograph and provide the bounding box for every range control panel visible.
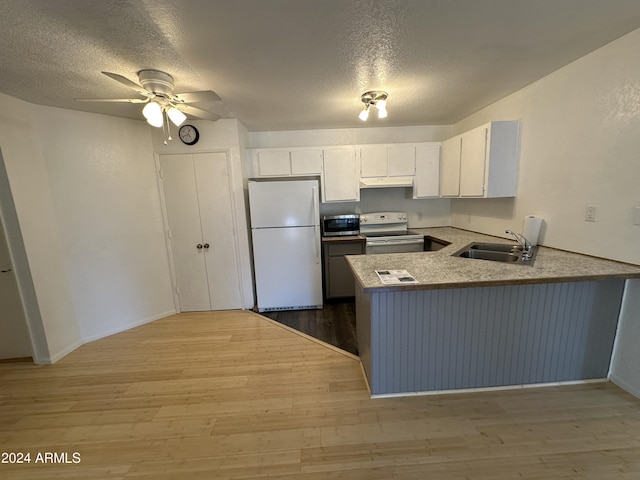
[359,212,407,225]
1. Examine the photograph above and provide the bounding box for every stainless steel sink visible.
[452,242,537,265]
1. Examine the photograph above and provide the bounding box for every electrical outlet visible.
[585,206,597,222]
[417,212,424,221]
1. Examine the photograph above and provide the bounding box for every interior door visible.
[160,154,212,311]
[194,153,242,310]
[0,219,31,359]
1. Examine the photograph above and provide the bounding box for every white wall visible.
[248,125,453,227]
[32,106,176,342]
[150,119,255,309]
[451,28,640,266]
[449,28,640,397]
[0,94,81,362]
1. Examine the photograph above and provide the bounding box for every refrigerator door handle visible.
[312,186,320,264]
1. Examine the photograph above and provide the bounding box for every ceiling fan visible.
[78,70,221,129]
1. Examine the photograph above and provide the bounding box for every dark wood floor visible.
[261,299,358,355]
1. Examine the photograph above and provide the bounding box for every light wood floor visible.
[1,311,639,479]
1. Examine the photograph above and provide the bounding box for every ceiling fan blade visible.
[102,71,152,98]
[75,98,149,104]
[173,90,221,103]
[180,105,221,121]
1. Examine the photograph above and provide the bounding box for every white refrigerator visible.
[248,179,323,312]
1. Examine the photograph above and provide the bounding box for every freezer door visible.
[252,226,322,311]
[249,180,319,228]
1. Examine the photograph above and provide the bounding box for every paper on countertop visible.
[375,269,418,285]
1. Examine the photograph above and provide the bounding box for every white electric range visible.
[359,212,424,254]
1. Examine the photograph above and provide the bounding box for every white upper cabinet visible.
[442,120,520,198]
[256,150,290,176]
[290,149,323,175]
[322,147,359,203]
[459,125,488,196]
[440,135,462,197]
[360,144,416,178]
[360,146,388,178]
[388,145,416,177]
[413,143,441,198]
[249,148,323,177]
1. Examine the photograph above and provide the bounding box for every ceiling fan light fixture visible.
[358,105,370,121]
[358,91,389,121]
[167,106,187,126]
[142,101,164,128]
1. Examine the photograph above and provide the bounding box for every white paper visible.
[522,215,543,246]
[375,269,418,285]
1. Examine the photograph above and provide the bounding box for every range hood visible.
[359,177,414,189]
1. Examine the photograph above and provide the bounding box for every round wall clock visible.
[178,124,200,145]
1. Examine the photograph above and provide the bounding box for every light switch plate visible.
[634,206,640,226]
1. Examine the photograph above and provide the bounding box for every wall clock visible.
[178,125,200,145]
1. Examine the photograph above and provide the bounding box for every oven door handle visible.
[366,239,425,247]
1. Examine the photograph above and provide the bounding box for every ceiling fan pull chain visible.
[165,110,172,142]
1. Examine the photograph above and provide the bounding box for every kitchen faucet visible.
[505,230,532,260]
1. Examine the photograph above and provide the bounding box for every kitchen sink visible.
[452,242,537,265]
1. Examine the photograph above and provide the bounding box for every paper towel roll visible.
[522,215,542,246]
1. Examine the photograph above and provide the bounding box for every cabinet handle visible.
[203,243,210,249]
[1,268,11,273]
[196,244,203,249]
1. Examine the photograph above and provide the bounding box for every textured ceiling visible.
[1,0,640,131]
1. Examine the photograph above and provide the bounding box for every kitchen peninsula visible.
[345,227,640,396]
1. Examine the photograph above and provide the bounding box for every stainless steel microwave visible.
[322,214,360,237]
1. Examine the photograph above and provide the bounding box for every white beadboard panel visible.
[359,280,624,395]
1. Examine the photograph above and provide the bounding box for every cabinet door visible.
[360,146,387,178]
[459,126,488,197]
[413,143,440,198]
[388,145,415,176]
[440,135,462,197]
[322,148,359,202]
[257,150,291,176]
[290,149,322,175]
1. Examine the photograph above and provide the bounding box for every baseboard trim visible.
[609,374,640,399]
[369,378,610,399]
[81,309,177,344]
[44,338,84,364]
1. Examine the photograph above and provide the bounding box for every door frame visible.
[0,147,48,362]
[155,150,246,312]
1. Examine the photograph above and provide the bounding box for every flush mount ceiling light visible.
[358,90,388,121]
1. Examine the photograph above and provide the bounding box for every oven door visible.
[365,238,424,254]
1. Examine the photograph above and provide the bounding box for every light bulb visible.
[358,106,370,121]
[167,107,187,126]
[142,101,163,128]
[376,99,387,110]
[377,106,388,119]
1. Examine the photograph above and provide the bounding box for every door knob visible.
[196,244,203,249]
[203,243,210,249]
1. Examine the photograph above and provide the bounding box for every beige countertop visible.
[345,227,640,293]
